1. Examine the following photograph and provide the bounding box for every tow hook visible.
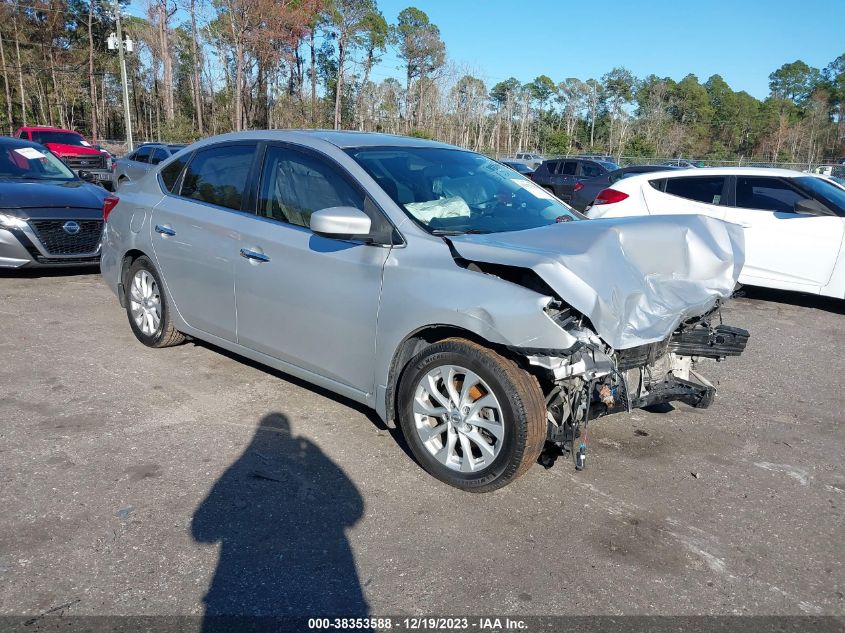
[575,442,587,471]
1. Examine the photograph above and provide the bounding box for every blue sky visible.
[127,0,844,99]
[369,0,845,99]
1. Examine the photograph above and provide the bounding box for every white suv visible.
[586,167,845,299]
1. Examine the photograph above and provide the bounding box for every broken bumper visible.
[591,371,716,421]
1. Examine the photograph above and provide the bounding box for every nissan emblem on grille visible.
[62,221,81,235]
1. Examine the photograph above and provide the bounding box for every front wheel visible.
[397,338,546,492]
[125,256,185,348]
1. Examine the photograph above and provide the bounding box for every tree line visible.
[2,0,844,163]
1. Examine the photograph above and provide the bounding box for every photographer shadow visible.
[192,413,369,632]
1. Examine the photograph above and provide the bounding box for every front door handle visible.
[155,224,176,236]
[240,248,270,263]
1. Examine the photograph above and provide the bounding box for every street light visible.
[107,3,134,152]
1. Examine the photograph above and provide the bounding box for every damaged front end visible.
[446,213,749,471]
[524,304,748,470]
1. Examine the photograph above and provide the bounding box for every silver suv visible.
[101,131,748,492]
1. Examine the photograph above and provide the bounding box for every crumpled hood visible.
[449,215,745,350]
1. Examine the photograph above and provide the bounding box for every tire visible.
[125,256,185,348]
[397,338,546,493]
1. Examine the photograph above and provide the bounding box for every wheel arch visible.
[118,249,149,307]
[382,323,529,427]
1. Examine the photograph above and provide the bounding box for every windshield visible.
[30,131,86,146]
[794,176,845,216]
[0,145,76,180]
[346,147,582,234]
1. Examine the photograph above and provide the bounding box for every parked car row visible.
[5,128,842,493]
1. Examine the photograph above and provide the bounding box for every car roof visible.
[19,126,80,134]
[621,166,808,180]
[189,129,459,151]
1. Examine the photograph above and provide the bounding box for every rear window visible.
[150,147,169,165]
[30,131,85,146]
[663,176,726,205]
[133,146,153,164]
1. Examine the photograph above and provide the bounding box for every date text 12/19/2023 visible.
[308,617,529,631]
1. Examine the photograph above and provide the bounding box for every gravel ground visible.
[0,269,843,621]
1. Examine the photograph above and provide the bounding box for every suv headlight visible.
[0,212,27,229]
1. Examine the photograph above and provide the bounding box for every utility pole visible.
[114,2,133,151]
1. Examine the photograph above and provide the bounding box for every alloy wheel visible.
[129,270,162,336]
[412,364,505,472]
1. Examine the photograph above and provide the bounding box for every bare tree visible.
[0,19,13,134]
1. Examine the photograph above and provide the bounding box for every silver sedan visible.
[100,131,749,491]
[114,143,186,189]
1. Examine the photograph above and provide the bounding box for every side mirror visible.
[793,198,829,216]
[77,170,96,183]
[310,206,372,241]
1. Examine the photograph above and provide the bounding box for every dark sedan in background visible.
[0,137,109,268]
[529,157,619,203]
[500,160,535,175]
[569,164,682,211]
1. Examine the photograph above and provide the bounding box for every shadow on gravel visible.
[192,412,369,631]
[190,339,390,432]
[738,285,845,315]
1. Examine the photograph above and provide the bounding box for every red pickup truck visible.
[14,126,114,190]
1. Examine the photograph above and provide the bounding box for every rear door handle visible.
[155,224,176,236]
[240,248,270,263]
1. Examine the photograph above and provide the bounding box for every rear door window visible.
[560,161,578,176]
[735,177,804,212]
[179,144,256,211]
[133,146,153,164]
[664,176,726,205]
[580,162,602,178]
[149,147,169,165]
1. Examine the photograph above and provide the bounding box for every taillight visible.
[103,195,119,222]
[593,188,629,205]
[573,182,584,192]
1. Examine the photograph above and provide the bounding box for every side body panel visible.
[235,217,389,394]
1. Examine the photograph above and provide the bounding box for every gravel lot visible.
[0,268,843,620]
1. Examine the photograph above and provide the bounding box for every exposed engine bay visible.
[525,302,748,470]
[446,242,749,473]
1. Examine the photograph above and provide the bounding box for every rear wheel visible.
[397,338,546,493]
[125,256,185,348]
